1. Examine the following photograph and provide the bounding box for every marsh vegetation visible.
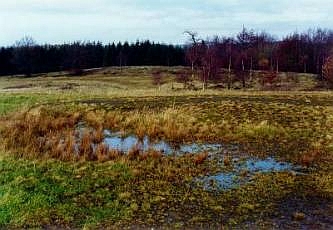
[0,67,332,229]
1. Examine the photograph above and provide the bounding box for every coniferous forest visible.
[0,28,333,77]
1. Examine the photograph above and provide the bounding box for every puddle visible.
[196,157,299,191]
[75,127,304,191]
[103,130,223,155]
[243,157,292,173]
[199,173,243,190]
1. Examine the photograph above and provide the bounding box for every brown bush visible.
[323,56,333,87]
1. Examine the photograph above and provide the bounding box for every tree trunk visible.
[250,56,253,80]
[276,59,279,73]
[228,56,232,89]
[242,59,245,88]
[250,57,253,72]
[202,67,206,91]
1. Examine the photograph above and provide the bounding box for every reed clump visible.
[103,108,200,143]
[2,109,80,158]
[194,152,209,165]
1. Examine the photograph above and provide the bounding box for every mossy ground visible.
[0,67,332,229]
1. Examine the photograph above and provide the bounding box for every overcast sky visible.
[0,0,332,46]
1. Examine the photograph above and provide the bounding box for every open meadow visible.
[0,67,332,229]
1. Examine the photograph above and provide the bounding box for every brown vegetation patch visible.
[3,84,34,90]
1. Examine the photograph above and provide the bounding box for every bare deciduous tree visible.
[200,41,221,90]
[184,31,202,81]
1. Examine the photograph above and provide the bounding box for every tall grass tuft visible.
[108,149,122,160]
[79,131,95,161]
[96,143,109,162]
[128,145,141,160]
[194,151,208,165]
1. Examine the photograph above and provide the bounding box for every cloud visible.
[0,0,332,45]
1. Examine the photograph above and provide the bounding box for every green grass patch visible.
[0,157,132,228]
[0,94,38,115]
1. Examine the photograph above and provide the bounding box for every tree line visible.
[0,38,184,76]
[0,27,333,79]
[184,28,333,89]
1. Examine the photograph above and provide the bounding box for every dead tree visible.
[184,31,202,81]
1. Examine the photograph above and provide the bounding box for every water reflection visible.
[103,130,222,155]
[197,157,296,190]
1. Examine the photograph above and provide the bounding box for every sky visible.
[0,0,332,46]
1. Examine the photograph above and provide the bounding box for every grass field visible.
[0,67,332,229]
